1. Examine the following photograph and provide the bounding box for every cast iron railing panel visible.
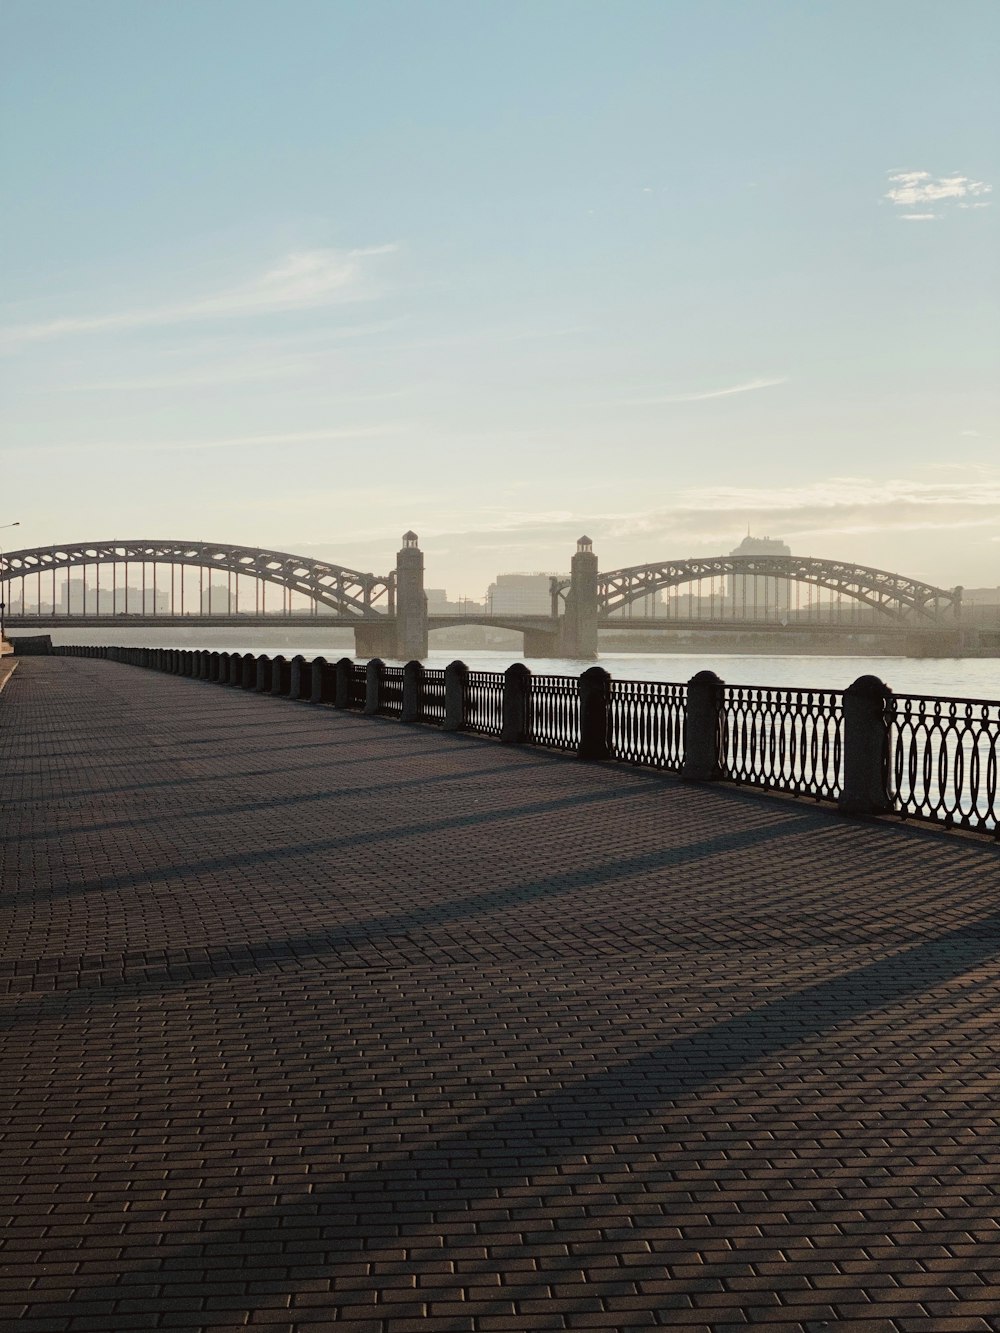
[422,669,447,724]
[380,666,405,717]
[464,670,504,737]
[529,674,581,752]
[722,685,843,801]
[349,663,367,709]
[889,694,1000,835]
[609,678,686,771]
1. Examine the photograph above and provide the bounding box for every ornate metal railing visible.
[421,668,447,725]
[722,685,843,802]
[464,670,504,737]
[379,665,405,717]
[349,663,367,709]
[529,674,581,751]
[610,678,686,771]
[889,694,999,835]
[51,646,1000,838]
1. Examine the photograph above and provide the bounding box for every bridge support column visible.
[558,536,599,660]
[354,622,397,659]
[523,626,562,659]
[394,530,428,661]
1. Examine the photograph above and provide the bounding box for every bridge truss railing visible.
[48,646,999,838]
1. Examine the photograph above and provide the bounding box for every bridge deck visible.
[2,658,999,1331]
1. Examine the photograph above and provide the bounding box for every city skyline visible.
[2,1,998,596]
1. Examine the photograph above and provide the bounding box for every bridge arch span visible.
[0,539,393,619]
[590,555,960,622]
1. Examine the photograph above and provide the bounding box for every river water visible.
[39,627,999,699]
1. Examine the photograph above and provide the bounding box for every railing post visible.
[681,670,724,781]
[321,660,338,703]
[255,654,272,693]
[270,654,287,697]
[401,660,424,723]
[309,657,327,704]
[839,674,893,816]
[365,658,384,715]
[578,665,611,761]
[289,654,305,699]
[443,660,468,732]
[501,663,531,744]
[334,657,353,708]
[227,652,241,686]
[242,652,257,690]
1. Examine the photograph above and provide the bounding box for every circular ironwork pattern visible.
[890,694,1000,833]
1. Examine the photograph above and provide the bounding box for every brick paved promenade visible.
[2,657,1000,1332]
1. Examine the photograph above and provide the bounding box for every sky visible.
[1,0,998,597]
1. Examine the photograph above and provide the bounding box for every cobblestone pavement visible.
[2,656,1000,1333]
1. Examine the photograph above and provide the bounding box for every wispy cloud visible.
[622,376,787,406]
[884,170,992,220]
[0,246,396,349]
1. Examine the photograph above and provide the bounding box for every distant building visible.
[426,588,485,615]
[964,586,1000,606]
[607,589,666,619]
[201,583,232,614]
[726,534,792,618]
[486,573,565,617]
[61,578,167,614]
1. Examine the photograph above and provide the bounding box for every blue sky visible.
[1,0,998,595]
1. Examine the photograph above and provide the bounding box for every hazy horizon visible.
[2,1,997,597]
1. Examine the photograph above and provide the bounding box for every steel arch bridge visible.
[553,555,961,622]
[0,540,393,619]
[594,554,965,621]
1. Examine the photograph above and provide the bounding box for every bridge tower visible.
[394,530,428,660]
[559,535,599,660]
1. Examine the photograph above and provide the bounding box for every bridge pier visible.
[559,535,599,660]
[354,621,397,659]
[394,530,428,660]
[522,626,563,658]
[353,531,429,660]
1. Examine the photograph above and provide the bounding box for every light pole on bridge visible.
[0,521,22,643]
